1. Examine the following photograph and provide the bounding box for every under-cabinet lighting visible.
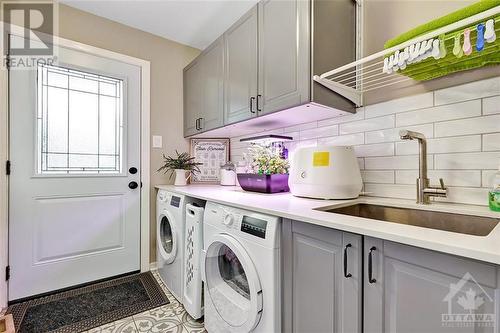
[240,134,293,145]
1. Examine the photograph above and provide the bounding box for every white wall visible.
[231,77,500,206]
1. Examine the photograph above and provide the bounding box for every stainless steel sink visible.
[317,203,499,236]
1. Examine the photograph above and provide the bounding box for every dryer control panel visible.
[241,216,267,239]
[204,202,280,248]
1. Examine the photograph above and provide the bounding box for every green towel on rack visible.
[384,0,500,81]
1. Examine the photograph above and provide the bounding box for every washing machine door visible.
[157,211,177,264]
[205,234,262,333]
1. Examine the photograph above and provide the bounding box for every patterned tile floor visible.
[82,270,206,333]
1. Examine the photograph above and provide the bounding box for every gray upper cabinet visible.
[364,237,499,333]
[183,0,355,136]
[183,37,224,136]
[257,0,310,115]
[282,220,362,333]
[183,56,202,137]
[223,6,258,125]
[200,38,224,131]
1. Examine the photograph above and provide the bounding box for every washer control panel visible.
[170,195,181,208]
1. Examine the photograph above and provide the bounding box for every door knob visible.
[128,181,138,189]
[129,167,138,174]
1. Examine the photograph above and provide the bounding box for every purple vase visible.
[237,173,290,193]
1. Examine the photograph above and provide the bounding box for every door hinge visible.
[5,266,10,281]
[6,160,11,175]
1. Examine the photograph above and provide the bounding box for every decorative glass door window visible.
[36,64,124,174]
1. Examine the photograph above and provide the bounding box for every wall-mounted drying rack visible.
[314,5,500,107]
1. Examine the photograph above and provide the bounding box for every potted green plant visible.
[157,151,201,186]
[238,145,290,193]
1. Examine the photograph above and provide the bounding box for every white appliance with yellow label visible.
[289,146,363,199]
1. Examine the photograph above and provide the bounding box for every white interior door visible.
[8,37,142,301]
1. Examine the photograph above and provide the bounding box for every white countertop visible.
[156,184,500,265]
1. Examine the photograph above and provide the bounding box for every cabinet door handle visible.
[344,243,352,278]
[195,118,200,130]
[256,94,262,112]
[368,246,377,284]
[198,118,203,130]
[250,96,256,113]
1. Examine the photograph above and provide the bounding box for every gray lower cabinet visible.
[183,37,224,136]
[364,237,500,333]
[223,5,258,125]
[257,0,310,115]
[282,220,362,333]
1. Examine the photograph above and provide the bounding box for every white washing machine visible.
[201,202,281,333]
[156,189,204,302]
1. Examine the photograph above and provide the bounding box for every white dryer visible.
[156,189,204,302]
[202,202,281,333]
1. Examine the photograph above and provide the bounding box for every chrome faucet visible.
[399,130,447,204]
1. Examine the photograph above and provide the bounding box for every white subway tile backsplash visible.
[434,77,500,105]
[435,187,490,206]
[396,170,481,187]
[230,77,500,206]
[354,143,394,157]
[317,108,365,126]
[483,133,500,151]
[318,133,365,146]
[434,115,500,137]
[364,184,416,200]
[395,135,481,155]
[395,100,481,127]
[435,152,500,170]
[340,115,394,135]
[284,121,317,133]
[366,124,433,144]
[482,170,498,188]
[361,170,394,184]
[365,155,433,170]
[232,147,250,157]
[300,124,338,140]
[483,96,500,115]
[364,92,433,119]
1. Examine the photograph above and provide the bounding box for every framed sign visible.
[190,138,230,184]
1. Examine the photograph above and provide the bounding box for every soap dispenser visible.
[489,162,500,212]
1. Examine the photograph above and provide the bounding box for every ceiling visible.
[62,0,259,50]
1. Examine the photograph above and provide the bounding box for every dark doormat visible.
[6,272,169,333]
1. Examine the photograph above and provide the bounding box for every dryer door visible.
[157,211,177,264]
[205,234,263,333]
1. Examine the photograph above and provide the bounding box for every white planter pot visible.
[174,169,190,186]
